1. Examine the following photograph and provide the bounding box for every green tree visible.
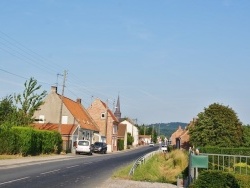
[189,103,243,147]
[242,125,250,147]
[0,95,15,128]
[12,77,47,126]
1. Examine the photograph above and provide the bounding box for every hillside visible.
[148,122,188,138]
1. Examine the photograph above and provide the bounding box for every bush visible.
[0,126,62,156]
[199,147,250,156]
[234,174,250,188]
[190,170,240,188]
[117,139,124,150]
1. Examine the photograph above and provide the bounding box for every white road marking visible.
[66,165,79,169]
[40,169,61,175]
[0,176,30,185]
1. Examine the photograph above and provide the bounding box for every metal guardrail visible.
[129,150,162,175]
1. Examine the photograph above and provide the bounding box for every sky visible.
[1,0,250,125]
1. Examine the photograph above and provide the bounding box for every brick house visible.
[87,98,119,153]
[170,119,196,149]
[117,123,127,150]
[33,86,99,152]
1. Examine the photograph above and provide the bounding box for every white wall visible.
[120,120,139,146]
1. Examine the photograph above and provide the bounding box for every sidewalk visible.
[0,154,75,169]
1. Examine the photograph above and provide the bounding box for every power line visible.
[0,30,62,73]
[0,68,53,86]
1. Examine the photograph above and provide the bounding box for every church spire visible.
[114,95,121,121]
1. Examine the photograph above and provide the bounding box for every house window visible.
[39,115,45,123]
[62,116,68,124]
[101,112,106,119]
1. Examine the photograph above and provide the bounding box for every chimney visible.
[76,98,82,104]
[51,86,57,93]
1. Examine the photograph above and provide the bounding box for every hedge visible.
[199,147,250,156]
[190,170,240,188]
[0,126,62,156]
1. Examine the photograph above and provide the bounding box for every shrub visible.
[234,174,250,188]
[190,170,240,188]
[117,139,124,150]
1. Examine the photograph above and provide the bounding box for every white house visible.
[120,119,139,147]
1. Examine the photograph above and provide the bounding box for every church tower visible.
[114,95,121,122]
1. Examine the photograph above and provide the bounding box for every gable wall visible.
[88,99,117,152]
[33,92,75,124]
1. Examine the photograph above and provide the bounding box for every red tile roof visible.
[62,96,99,132]
[33,123,77,135]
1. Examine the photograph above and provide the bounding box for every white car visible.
[149,142,154,146]
[161,145,167,152]
[75,140,92,155]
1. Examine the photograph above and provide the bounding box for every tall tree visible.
[14,77,47,126]
[189,103,243,147]
[242,125,250,147]
[0,95,15,127]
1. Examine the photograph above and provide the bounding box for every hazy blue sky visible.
[1,0,250,125]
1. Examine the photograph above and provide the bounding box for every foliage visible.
[115,150,188,184]
[242,125,250,147]
[0,78,47,127]
[13,77,47,126]
[127,133,134,145]
[234,174,250,188]
[0,96,16,128]
[112,163,133,179]
[132,150,188,183]
[0,126,62,156]
[137,124,157,143]
[117,139,124,150]
[190,170,240,188]
[189,103,243,147]
[199,146,250,156]
[149,122,188,138]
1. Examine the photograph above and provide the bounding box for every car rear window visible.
[78,141,89,146]
[94,142,102,146]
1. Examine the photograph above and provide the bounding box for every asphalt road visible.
[0,146,158,188]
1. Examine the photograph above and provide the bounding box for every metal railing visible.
[129,150,161,175]
[201,153,250,175]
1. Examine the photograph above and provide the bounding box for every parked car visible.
[149,142,154,146]
[75,140,92,155]
[92,142,107,154]
[161,145,168,152]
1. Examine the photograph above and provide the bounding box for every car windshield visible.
[78,141,89,146]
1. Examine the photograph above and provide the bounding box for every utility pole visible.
[58,70,67,134]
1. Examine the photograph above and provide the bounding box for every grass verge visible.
[112,149,188,184]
